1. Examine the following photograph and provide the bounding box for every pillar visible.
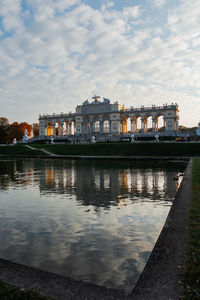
[60,122,64,136]
[39,125,45,136]
[52,122,56,136]
[109,121,112,133]
[163,118,166,130]
[82,122,84,135]
[44,127,48,136]
[130,119,134,133]
[152,119,156,132]
[65,122,69,136]
[143,119,147,133]
[69,123,72,135]
[141,119,145,133]
[90,122,94,134]
[100,121,103,134]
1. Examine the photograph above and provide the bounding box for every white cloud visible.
[123,6,141,19]
[0,0,199,127]
[150,0,165,8]
[168,0,200,40]
[0,0,23,31]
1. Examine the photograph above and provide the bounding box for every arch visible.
[70,120,76,135]
[47,121,53,136]
[102,114,110,122]
[94,121,100,133]
[103,120,109,133]
[92,115,100,123]
[154,115,165,132]
[83,116,91,135]
[134,116,142,133]
[121,115,131,134]
[144,115,153,133]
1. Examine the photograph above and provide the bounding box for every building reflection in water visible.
[0,159,182,207]
[0,159,185,293]
[37,160,181,209]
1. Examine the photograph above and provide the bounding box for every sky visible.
[0,0,199,127]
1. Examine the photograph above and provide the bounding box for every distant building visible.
[39,96,179,139]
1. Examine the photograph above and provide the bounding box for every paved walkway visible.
[25,145,57,156]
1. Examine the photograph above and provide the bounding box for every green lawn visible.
[182,158,200,299]
[0,280,52,300]
[0,142,199,157]
[33,142,200,157]
[0,145,47,156]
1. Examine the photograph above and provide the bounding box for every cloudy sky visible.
[0,0,199,126]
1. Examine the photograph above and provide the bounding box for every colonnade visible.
[41,117,172,137]
[39,102,179,137]
[44,120,76,137]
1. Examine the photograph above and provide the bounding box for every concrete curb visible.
[0,154,190,161]
[131,159,192,299]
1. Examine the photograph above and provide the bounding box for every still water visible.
[0,159,186,293]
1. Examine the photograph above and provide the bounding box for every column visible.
[40,126,47,136]
[144,119,147,133]
[90,122,94,134]
[52,122,56,136]
[60,122,64,136]
[39,125,45,136]
[163,118,166,131]
[69,123,72,135]
[156,120,158,132]
[152,119,156,132]
[109,121,112,133]
[120,121,123,134]
[82,122,84,135]
[141,119,145,133]
[130,119,134,133]
[100,121,103,134]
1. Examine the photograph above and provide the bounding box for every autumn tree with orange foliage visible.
[0,118,33,144]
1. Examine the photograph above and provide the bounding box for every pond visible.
[0,159,186,294]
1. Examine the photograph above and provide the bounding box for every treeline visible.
[0,117,39,144]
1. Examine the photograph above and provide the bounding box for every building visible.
[39,96,179,140]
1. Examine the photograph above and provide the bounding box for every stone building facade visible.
[39,96,179,139]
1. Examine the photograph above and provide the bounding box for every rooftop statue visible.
[91,95,101,104]
[83,99,89,105]
[103,97,110,104]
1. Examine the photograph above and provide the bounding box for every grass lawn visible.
[0,280,52,300]
[0,142,199,157]
[182,158,200,299]
[0,145,47,156]
[32,142,200,157]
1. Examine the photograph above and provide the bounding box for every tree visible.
[8,122,24,142]
[19,122,32,136]
[0,117,10,144]
[33,123,39,137]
